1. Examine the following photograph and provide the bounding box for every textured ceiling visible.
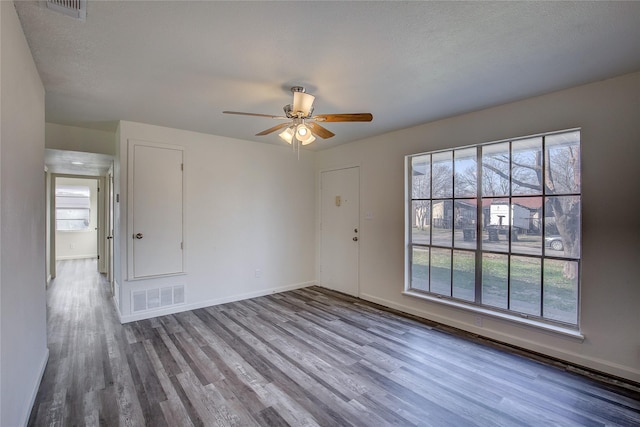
[14,1,640,150]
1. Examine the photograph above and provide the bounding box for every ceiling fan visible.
[223,86,373,147]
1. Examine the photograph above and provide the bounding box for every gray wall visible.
[114,121,316,321]
[1,2,48,425]
[46,123,116,155]
[317,71,640,382]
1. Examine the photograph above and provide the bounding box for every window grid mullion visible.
[507,141,512,311]
[429,154,434,293]
[540,135,547,317]
[450,152,455,297]
[407,129,579,328]
[475,146,483,305]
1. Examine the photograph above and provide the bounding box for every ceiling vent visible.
[46,0,86,21]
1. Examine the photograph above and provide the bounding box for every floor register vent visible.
[46,0,87,21]
[132,285,185,313]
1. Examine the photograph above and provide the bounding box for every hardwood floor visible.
[29,259,640,426]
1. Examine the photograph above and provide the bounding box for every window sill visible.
[402,290,584,341]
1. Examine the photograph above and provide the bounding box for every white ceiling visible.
[14,1,640,150]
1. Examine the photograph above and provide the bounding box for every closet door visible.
[128,140,184,279]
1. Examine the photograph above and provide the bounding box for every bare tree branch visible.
[482,162,540,191]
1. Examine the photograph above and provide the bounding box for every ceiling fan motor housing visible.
[291,87,315,117]
[284,104,314,119]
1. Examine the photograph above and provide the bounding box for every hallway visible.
[29,259,123,425]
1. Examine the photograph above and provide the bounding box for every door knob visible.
[353,237,358,241]
[134,233,143,239]
[354,228,358,233]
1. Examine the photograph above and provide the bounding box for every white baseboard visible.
[360,293,640,384]
[119,281,315,323]
[113,295,122,323]
[22,348,49,427]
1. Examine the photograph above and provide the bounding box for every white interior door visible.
[107,166,114,288]
[98,176,106,273]
[320,166,359,296]
[129,142,184,279]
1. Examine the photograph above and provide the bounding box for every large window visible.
[56,185,91,231]
[407,129,581,327]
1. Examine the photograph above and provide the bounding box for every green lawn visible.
[411,248,577,324]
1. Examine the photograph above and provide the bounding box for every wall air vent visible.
[46,0,87,21]
[131,285,185,313]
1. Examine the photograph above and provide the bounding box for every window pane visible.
[543,259,578,324]
[511,137,542,195]
[430,248,451,296]
[545,196,580,259]
[56,208,90,220]
[482,142,510,197]
[56,208,90,231]
[407,129,580,328]
[432,200,452,247]
[411,155,430,199]
[454,199,477,249]
[411,201,431,245]
[510,256,541,316]
[56,185,90,198]
[411,247,430,292]
[452,250,475,302]
[56,219,90,231]
[482,198,509,253]
[454,148,477,197]
[482,253,508,309]
[432,151,453,198]
[511,197,542,256]
[56,185,91,231]
[56,196,90,209]
[545,131,580,195]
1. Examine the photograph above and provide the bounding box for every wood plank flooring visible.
[29,259,640,426]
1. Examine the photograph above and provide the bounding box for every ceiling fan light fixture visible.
[301,134,316,145]
[296,124,308,137]
[279,126,295,144]
[223,86,373,154]
[295,124,315,145]
[292,91,315,116]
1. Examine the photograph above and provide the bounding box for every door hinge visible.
[181,242,183,250]
[97,255,100,260]
[181,163,184,171]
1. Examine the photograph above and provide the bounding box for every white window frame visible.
[405,129,582,333]
[55,185,91,231]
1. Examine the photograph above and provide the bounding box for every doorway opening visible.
[46,170,114,299]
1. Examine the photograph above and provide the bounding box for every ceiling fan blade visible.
[223,111,287,119]
[313,113,373,122]
[307,122,335,139]
[256,122,291,136]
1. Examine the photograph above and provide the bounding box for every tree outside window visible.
[407,129,581,326]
